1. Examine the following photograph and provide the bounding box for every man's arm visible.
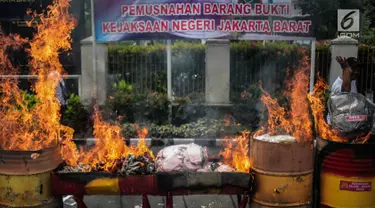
[336,56,352,92]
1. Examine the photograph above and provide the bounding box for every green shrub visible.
[61,94,90,138]
[231,83,262,130]
[106,80,170,124]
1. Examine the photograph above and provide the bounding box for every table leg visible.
[73,195,88,208]
[166,192,173,208]
[238,192,249,208]
[237,195,242,208]
[142,194,151,208]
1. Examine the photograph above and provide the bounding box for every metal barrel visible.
[0,145,63,208]
[250,137,314,207]
[316,137,375,208]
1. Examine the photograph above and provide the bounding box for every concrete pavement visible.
[63,195,250,208]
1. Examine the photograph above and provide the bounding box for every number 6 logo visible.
[338,9,360,32]
[341,11,356,30]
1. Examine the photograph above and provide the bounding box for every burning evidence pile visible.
[59,106,249,175]
[60,119,248,175]
[253,52,313,144]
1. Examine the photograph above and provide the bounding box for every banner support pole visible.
[167,39,172,122]
[91,0,97,103]
[310,39,316,92]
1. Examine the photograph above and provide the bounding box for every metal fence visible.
[108,43,375,101]
[358,46,375,101]
[108,44,206,98]
[313,46,375,101]
[0,75,82,97]
[108,48,168,95]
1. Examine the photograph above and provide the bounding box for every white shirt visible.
[327,77,358,124]
[331,77,357,95]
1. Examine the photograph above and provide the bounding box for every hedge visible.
[121,118,248,139]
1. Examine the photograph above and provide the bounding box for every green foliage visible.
[106,80,170,124]
[138,92,170,124]
[121,118,248,139]
[61,94,90,137]
[112,80,133,93]
[21,91,39,110]
[231,83,262,129]
[362,0,375,45]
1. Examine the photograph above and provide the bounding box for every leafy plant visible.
[231,83,262,130]
[21,91,40,110]
[112,80,133,93]
[61,94,90,138]
[144,92,170,124]
[106,80,170,124]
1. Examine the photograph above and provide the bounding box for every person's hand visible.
[336,56,351,72]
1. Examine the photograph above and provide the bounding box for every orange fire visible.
[254,52,313,143]
[0,0,154,171]
[0,0,76,152]
[307,76,346,143]
[64,106,153,170]
[220,131,251,173]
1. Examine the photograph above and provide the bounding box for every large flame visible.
[220,131,251,173]
[64,106,154,170]
[255,53,313,143]
[0,0,154,171]
[0,0,76,152]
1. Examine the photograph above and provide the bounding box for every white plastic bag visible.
[155,143,208,172]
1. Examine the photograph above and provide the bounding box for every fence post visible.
[205,39,230,105]
[329,37,358,89]
[80,36,108,105]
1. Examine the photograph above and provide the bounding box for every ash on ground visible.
[60,153,156,176]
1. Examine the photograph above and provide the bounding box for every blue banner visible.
[94,0,314,42]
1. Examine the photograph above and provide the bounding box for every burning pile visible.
[254,51,313,143]
[61,107,155,175]
[62,153,155,176]
[220,131,251,172]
